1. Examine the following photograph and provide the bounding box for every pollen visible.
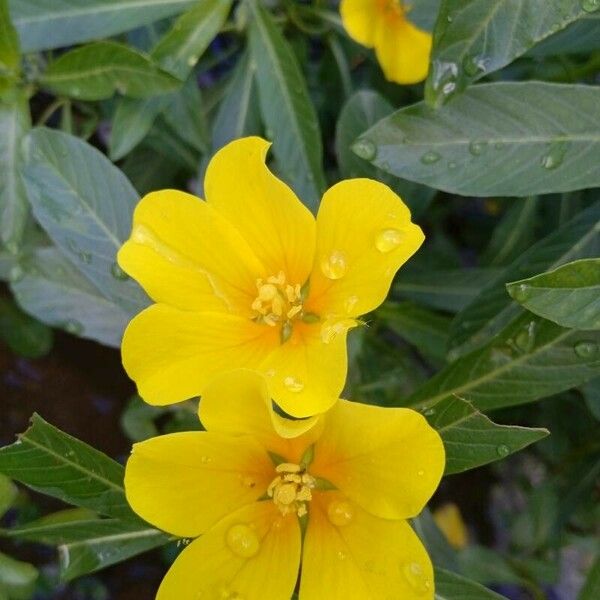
[251,271,311,340]
[267,462,316,517]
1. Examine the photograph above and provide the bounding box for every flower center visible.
[251,271,317,342]
[267,462,316,517]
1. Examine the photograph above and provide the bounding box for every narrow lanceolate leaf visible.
[0,414,135,520]
[41,41,181,101]
[11,247,134,348]
[394,268,502,313]
[450,203,600,357]
[507,259,600,331]
[531,15,600,57]
[435,567,508,600]
[0,91,30,252]
[212,49,261,151]
[22,128,149,318]
[411,508,458,573]
[337,90,435,218]
[425,397,548,475]
[426,0,600,107]
[151,0,232,79]
[9,0,195,53]
[360,82,600,197]
[406,313,600,413]
[248,0,326,212]
[0,0,19,74]
[5,517,171,581]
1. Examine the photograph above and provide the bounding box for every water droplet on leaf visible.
[469,141,487,156]
[352,138,377,161]
[8,265,24,282]
[582,0,600,13]
[64,320,83,336]
[110,262,129,280]
[420,151,441,165]
[574,340,598,359]
[497,444,510,457]
[541,141,568,170]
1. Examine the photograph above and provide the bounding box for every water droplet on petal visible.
[402,562,432,595]
[344,295,359,314]
[352,138,377,161]
[420,150,441,165]
[574,340,598,359]
[110,262,129,280]
[327,500,354,527]
[200,455,212,464]
[417,469,425,476]
[337,550,347,560]
[226,524,260,558]
[320,250,347,280]
[375,228,403,253]
[283,376,304,393]
[497,444,510,457]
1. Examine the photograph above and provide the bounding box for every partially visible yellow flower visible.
[340,0,432,84]
[118,136,423,422]
[125,370,445,599]
[433,503,469,550]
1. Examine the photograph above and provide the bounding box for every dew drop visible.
[497,444,510,457]
[320,250,347,280]
[4,240,18,255]
[463,54,489,77]
[110,262,129,280]
[402,562,431,595]
[200,455,212,464]
[283,376,304,393]
[337,550,347,560]
[327,500,354,527]
[420,150,441,165]
[515,321,537,352]
[8,265,24,283]
[423,407,435,417]
[448,160,457,170]
[512,283,528,302]
[574,340,598,359]
[226,524,260,558]
[582,0,600,12]
[64,320,83,336]
[541,141,568,170]
[352,138,377,161]
[417,469,425,477]
[375,228,403,253]
[469,141,487,156]
[187,55,198,67]
[321,319,354,344]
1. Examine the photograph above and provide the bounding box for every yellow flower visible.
[118,136,423,421]
[340,0,432,84]
[125,370,445,599]
[433,503,468,550]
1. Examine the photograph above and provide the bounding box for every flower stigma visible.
[267,462,316,517]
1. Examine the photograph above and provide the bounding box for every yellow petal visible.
[300,491,435,599]
[307,179,424,319]
[199,369,323,460]
[122,304,277,406]
[157,502,300,600]
[205,137,316,285]
[433,503,468,550]
[311,400,444,519]
[124,432,273,537]
[340,0,378,48]
[117,189,265,314]
[261,323,347,419]
[375,16,432,84]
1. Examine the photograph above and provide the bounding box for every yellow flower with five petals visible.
[118,136,423,421]
[125,370,445,599]
[340,0,432,84]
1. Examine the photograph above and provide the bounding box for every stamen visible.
[268,462,316,517]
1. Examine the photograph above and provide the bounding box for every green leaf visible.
[9,0,195,52]
[0,0,19,74]
[394,268,502,313]
[5,516,171,582]
[336,90,435,218]
[109,96,169,161]
[22,128,149,319]
[450,202,600,357]
[434,567,507,599]
[456,546,522,587]
[120,396,163,442]
[361,82,600,197]
[0,553,37,600]
[248,0,325,211]
[151,0,232,79]
[211,49,261,151]
[377,301,451,366]
[41,41,181,101]
[0,90,30,252]
[406,313,600,412]
[481,197,538,267]
[411,508,458,572]
[425,396,548,474]
[0,474,17,519]
[582,377,600,420]
[507,259,600,330]
[0,414,135,520]
[0,296,53,358]
[11,247,134,348]
[426,0,597,107]
[531,15,600,57]
[579,554,600,600]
